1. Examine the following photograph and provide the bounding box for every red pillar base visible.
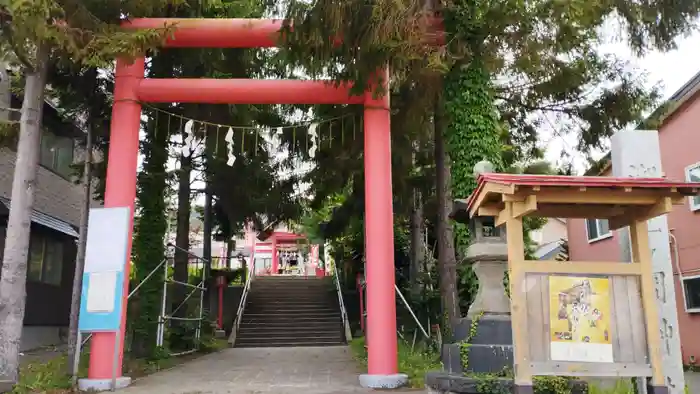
[359,374,409,389]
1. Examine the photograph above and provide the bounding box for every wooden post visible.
[505,202,533,393]
[630,219,666,391]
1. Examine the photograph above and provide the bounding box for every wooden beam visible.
[503,189,682,206]
[478,205,501,216]
[520,260,642,276]
[505,206,532,386]
[512,195,537,218]
[469,183,517,217]
[609,197,673,231]
[495,204,511,227]
[630,220,665,387]
[530,362,652,377]
[532,204,628,219]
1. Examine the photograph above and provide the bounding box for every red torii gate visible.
[84,18,405,389]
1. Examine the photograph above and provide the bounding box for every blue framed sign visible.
[78,207,131,332]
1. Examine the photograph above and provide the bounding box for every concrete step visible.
[237,331,342,338]
[243,307,339,314]
[238,324,341,334]
[240,318,341,326]
[243,311,341,318]
[244,301,336,307]
[239,321,342,330]
[235,335,344,347]
[234,340,344,348]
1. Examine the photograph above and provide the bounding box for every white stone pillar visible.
[611,130,685,393]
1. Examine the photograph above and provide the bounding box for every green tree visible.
[0,0,169,384]
[277,0,700,333]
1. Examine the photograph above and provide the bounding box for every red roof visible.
[466,173,700,213]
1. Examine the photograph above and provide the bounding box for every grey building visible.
[0,100,94,351]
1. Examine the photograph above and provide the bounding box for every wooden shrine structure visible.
[456,173,700,394]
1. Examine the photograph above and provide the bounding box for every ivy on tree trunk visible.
[434,90,460,334]
[130,81,172,357]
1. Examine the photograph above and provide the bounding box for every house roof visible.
[456,173,700,227]
[586,69,700,176]
[465,173,700,212]
[0,148,85,227]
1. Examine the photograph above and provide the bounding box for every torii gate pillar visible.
[80,18,406,391]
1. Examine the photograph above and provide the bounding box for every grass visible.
[349,336,441,388]
[12,339,229,394]
[349,337,696,394]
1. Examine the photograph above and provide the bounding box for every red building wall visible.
[658,93,700,364]
[567,90,700,364]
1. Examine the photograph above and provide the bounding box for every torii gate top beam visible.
[124,18,284,48]
[124,17,443,49]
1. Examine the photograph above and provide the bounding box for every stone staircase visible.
[233,276,346,348]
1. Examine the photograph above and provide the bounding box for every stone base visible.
[514,383,534,394]
[0,379,14,394]
[452,317,512,344]
[214,329,226,338]
[443,317,514,374]
[359,373,408,389]
[425,372,587,394]
[78,376,132,392]
[647,384,669,394]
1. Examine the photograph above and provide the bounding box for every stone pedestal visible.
[441,224,514,376]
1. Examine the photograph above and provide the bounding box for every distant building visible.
[0,99,98,351]
[567,70,700,364]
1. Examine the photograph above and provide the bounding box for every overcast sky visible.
[544,27,700,173]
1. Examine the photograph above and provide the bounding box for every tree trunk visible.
[171,149,192,349]
[202,186,212,277]
[67,123,92,379]
[202,183,213,313]
[0,44,49,386]
[434,92,460,336]
[0,63,11,123]
[409,189,424,298]
[130,53,173,358]
[225,239,234,269]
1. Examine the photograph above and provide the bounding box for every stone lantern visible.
[440,161,514,375]
[465,214,510,319]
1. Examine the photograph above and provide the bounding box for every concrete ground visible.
[121,346,422,394]
[114,345,700,394]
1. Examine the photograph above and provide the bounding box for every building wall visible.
[531,218,568,246]
[0,223,77,351]
[567,167,622,263]
[567,94,700,364]
[566,219,621,262]
[657,95,700,364]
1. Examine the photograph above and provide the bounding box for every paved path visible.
[121,346,418,394]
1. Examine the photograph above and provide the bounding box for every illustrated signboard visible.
[78,207,131,332]
[549,275,613,363]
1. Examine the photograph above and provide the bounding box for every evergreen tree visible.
[0,0,170,384]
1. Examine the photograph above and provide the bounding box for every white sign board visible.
[611,130,685,393]
[84,207,131,274]
[86,271,118,312]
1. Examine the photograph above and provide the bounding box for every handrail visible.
[394,284,430,340]
[82,257,168,348]
[229,263,254,345]
[333,261,353,342]
[167,242,210,263]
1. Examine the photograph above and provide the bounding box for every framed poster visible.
[549,275,614,363]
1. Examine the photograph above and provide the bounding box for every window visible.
[682,276,700,312]
[685,163,700,211]
[40,129,74,179]
[27,234,64,285]
[586,219,611,242]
